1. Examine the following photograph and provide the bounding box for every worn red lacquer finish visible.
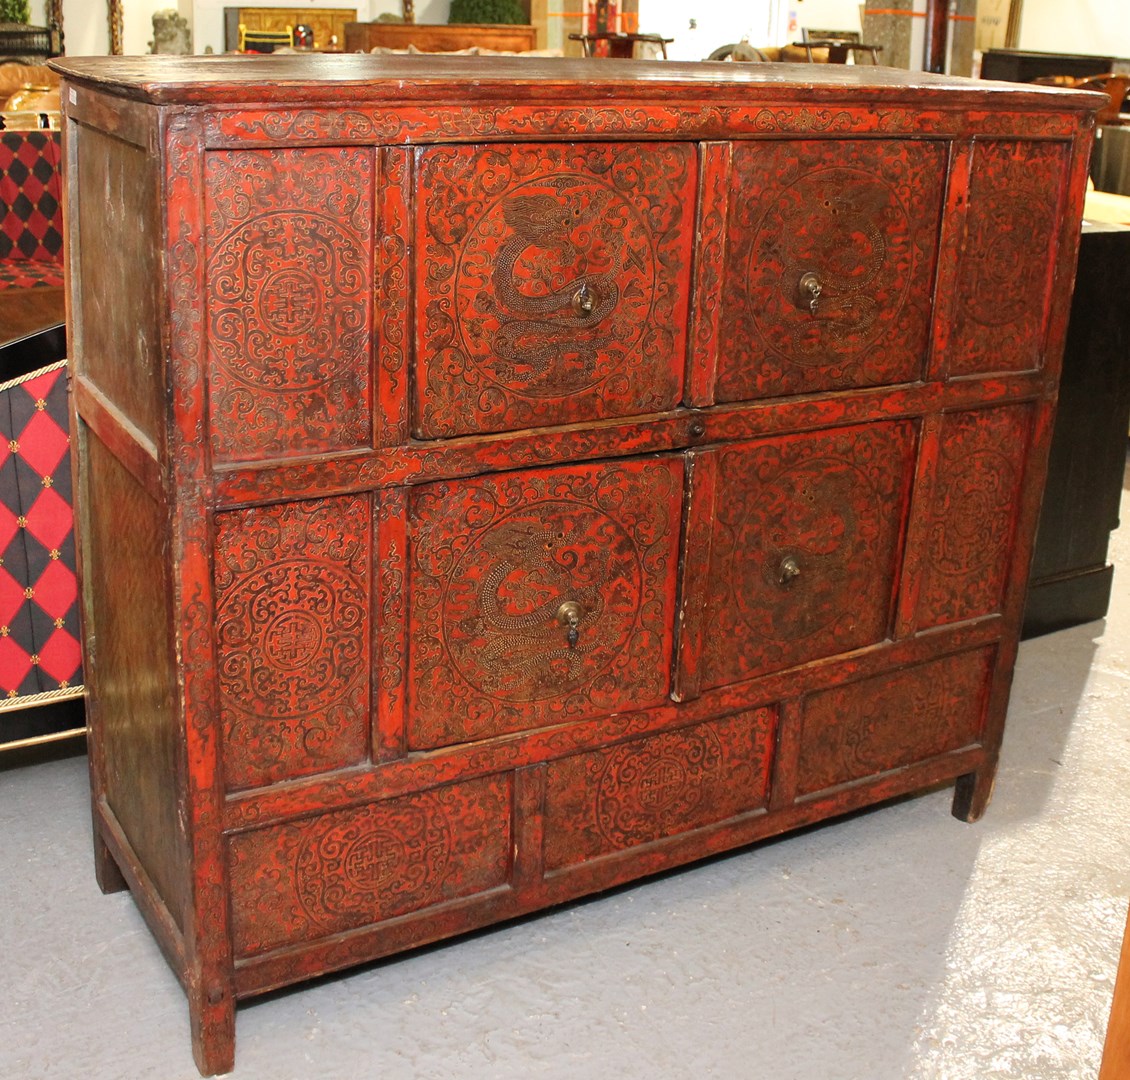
[796,647,993,796]
[716,140,946,402]
[228,775,512,956]
[415,142,695,437]
[54,54,1098,1077]
[916,405,1032,628]
[205,147,374,462]
[949,141,1067,376]
[544,709,776,871]
[687,422,917,692]
[214,495,371,790]
[407,456,683,747]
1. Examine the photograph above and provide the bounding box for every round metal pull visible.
[556,600,584,649]
[572,282,596,317]
[798,271,822,316]
[778,556,802,586]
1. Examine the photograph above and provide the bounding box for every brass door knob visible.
[556,600,584,649]
[778,555,802,586]
[572,282,596,317]
[798,271,822,316]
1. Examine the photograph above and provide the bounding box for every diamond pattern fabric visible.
[0,131,64,271]
[0,362,83,702]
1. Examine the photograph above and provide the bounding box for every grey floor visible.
[4,472,1130,1080]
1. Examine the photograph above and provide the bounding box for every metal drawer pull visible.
[556,600,584,648]
[778,555,802,586]
[572,282,596,317]
[798,271,822,316]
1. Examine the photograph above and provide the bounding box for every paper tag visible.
[69,87,77,105]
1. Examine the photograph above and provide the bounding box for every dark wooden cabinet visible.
[50,54,1098,1076]
[1023,221,1130,637]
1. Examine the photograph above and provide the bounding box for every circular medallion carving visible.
[210,211,367,391]
[343,829,404,891]
[264,610,324,672]
[595,729,723,848]
[931,449,1015,576]
[636,757,689,812]
[960,190,1053,329]
[294,804,452,926]
[261,267,322,336]
[442,500,642,703]
[454,175,656,399]
[217,559,366,719]
[748,166,912,366]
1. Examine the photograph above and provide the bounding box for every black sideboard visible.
[1024,220,1130,638]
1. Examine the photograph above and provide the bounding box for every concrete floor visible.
[3,470,1130,1080]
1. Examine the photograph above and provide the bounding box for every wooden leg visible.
[93,824,128,894]
[189,977,236,1077]
[952,765,996,823]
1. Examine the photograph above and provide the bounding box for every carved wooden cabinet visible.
[50,55,1098,1075]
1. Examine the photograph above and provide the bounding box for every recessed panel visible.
[797,648,992,796]
[407,457,683,748]
[415,142,695,436]
[544,709,776,871]
[214,495,371,790]
[204,147,374,462]
[717,139,946,401]
[692,422,916,690]
[228,776,511,957]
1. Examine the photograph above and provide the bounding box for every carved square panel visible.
[796,647,992,796]
[406,457,684,749]
[204,147,374,462]
[689,421,916,691]
[214,495,371,790]
[916,405,1031,628]
[414,142,696,437]
[543,709,776,872]
[716,139,946,401]
[228,776,512,957]
[948,140,1068,376]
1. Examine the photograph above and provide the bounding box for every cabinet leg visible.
[93,825,128,894]
[952,766,996,823]
[189,981,236,1077]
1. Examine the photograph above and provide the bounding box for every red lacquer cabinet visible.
[51,55,1098,1075]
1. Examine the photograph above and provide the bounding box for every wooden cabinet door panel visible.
[681,422,917,694]
[415,142,695,437]
[948,141,1068,376]
[716,139,946,402]
[214,495,372,791]
[795,647,992,797]
[204,147,375,463]
[543,708,776,872]
[228,776,512,957]
[916,405,1032,628]
[407,457,683,748]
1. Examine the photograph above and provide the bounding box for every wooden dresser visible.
[343,21,538,54]
[50,55,1098,1075]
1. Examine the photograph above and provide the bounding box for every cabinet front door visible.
[677,422,917,696]
[406,456,684,748]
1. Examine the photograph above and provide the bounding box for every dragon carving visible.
[469,516,609,684]
[489,193,619,382]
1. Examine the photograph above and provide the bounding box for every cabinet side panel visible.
[71,123,165,449]
[85,433,186,929]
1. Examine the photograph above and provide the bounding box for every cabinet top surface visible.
[49,53,1102,111]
